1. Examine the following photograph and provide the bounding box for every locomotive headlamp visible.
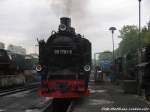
[35,64,43,72]
[84,65,91,72]
[59,24,66,31]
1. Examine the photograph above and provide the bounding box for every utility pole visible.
[138,0,142,63]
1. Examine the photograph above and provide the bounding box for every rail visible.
[0,82,40,97]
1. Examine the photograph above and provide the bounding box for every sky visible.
[0,0,150,55]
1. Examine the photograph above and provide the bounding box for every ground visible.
[73,81,150,112]
[0,80,150,112]
[0,89,51,112]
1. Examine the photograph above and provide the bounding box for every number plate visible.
[54,50,72,55]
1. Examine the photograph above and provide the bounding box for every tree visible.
[144,32,150,44]
[118,25,139,56]
[142,21,150,44]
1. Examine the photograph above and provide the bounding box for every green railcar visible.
[24,55,38,70]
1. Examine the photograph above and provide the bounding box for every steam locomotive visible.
[0,49,12,75]
[0,49,37,75]
[36,17,91,98]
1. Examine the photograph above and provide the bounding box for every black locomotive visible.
[0,49,12,75]
[36,17,91,98]
[0,49,37,75]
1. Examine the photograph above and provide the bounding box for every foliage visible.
[117,21,150,57]
[97,21,150,67]
[144,32,150,43]
[118,25,139,56]
[142,21,150,44]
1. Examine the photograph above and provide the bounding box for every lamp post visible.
[137,0,143,96]
[109,27,116,63]
[109,27,117,83]
[138,0,141,34]
[138,0,142,63]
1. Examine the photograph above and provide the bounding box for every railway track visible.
[0,82,40,97]
[42,98,75,112]
[66,101,74,112]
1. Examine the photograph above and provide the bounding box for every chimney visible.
[60,17,71,28]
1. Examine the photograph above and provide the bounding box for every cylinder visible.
[60,17,71,27]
